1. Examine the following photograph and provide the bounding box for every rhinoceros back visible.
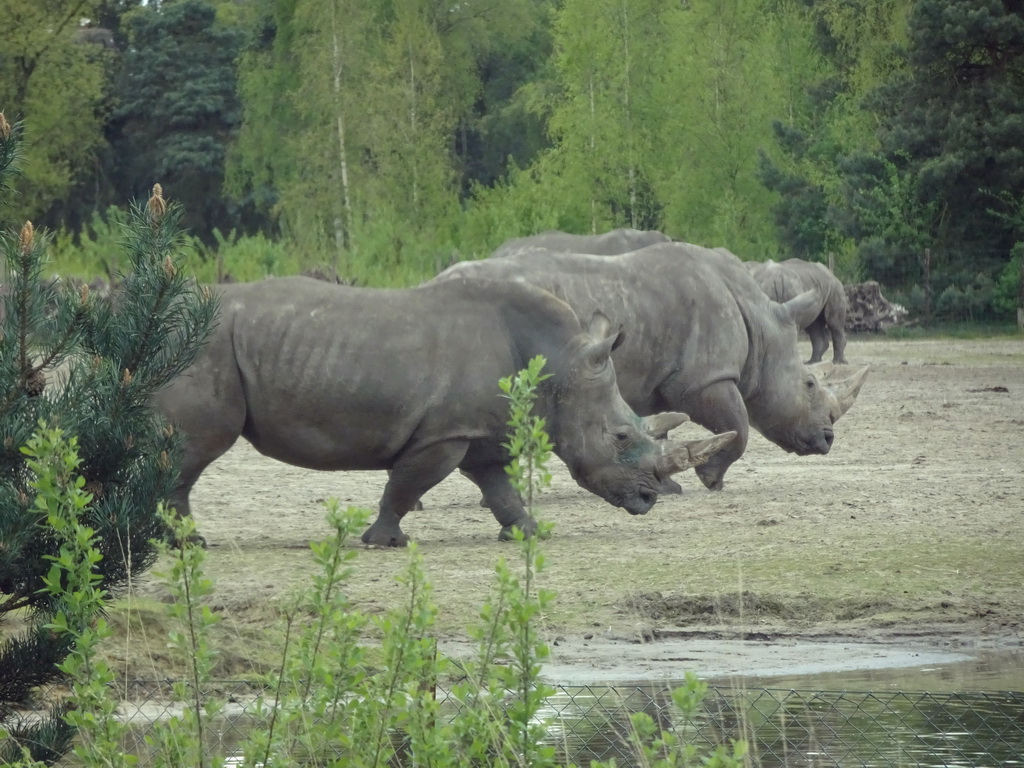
[491,228,671,258]
[165,276,583,471]
[431,242,781,412]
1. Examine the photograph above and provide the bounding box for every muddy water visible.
[721,646,1024,693]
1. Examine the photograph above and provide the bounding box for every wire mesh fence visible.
[49,679,1024,767]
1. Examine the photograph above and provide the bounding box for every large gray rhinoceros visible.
[491,228,671,258]
[744,257,849,364]
[154,276,735,546]
[430,243,869,492]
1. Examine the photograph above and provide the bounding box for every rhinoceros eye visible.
[613,429,632,443]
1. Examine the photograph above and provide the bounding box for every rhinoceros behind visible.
[491,228,671,258]
[430,244,868,492]
[744,257,849,364]
[155,276,734,546]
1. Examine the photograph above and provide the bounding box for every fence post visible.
[923,248,932,327]
[828,252,835,274]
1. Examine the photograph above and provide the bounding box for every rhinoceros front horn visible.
[814,363,870,419]
[658,431,738,475]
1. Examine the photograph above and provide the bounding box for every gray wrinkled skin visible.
[744,257,849,364]
[430,243,868,492]
[491,228,671,258]
[155,276,678,547]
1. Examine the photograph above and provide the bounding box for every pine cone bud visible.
[122,368,132,385]
[20,221,34,254]
[25,368,45,397]
[0,112,9,140]
[148,183,167,226]
[164,253,176,278]
[80,282,89,305]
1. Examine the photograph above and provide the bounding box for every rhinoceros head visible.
[749,292,869,454]
[541,312,726,514]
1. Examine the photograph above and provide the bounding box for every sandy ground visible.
[127,336,1024,684]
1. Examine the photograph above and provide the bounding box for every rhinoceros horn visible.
[659,431,738,475]
[641,411,690,439]
[811,362,870,418]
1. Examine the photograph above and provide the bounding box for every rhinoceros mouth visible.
[622,487,658,515]
[792,428,833,456]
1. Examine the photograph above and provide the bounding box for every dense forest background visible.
[2,0,1023,320]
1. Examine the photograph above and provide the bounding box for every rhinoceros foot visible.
[696,463,725,491]
[498,517,539,541]
[361,525,411,548]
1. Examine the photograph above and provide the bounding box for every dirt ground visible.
[123,336,1024,684]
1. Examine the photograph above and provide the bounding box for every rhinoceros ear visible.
[642,412,690,439]
[781,289,821,327]
[585,311,626,351]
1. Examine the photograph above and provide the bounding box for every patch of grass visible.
[880,321,1021,340]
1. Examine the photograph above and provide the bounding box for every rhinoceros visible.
[430,243,868,492]
[743,258,849,364]
[491,228,671,258]
[154,276,735,546]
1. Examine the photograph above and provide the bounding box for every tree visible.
[0,114,218,763]
[0,0,112,231]
[854,0,1024,293]
[534,0,677,233]
[107,0,246,243]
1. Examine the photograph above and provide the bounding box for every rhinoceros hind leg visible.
[363,440,470,547]
[829,324,848,364]
[805,316,830,364]
[460,463,537,540]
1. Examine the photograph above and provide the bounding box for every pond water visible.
[538,647,1024,767]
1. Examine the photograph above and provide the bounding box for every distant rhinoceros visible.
[430,244,868,492]
[744,258,849,364]
[155,276,735,546]
[491,228,671,258]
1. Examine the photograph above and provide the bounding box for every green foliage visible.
[0,0,111,228]
[47,206,133,280]
[993,244,1024,318]
[0,119,218,762]
[591,672,747,768]
[499,354,553,519]
[28,425,131,768]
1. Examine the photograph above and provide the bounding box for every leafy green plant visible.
[0,112,218,764]
[499,354,553,519]
[591,671,747,768]
[13,425,126,768]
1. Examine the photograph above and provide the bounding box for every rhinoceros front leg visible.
[677,380,749,492]
[460,463,537,540]
[362,440,470,547]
